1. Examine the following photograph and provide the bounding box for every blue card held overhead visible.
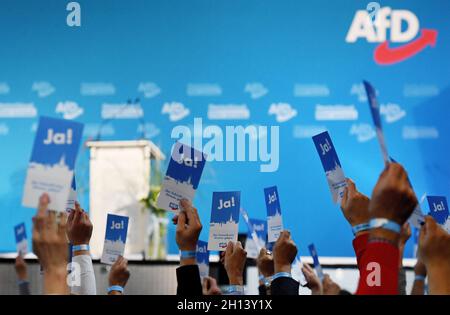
[312,131,347,204]
[101,214,129,265]
[308,243,324,281]
[244,217,267,259]
[157,142,207,212]
[22,116,84,212]
[14,223,27,256]
[207,191,241,251]
[196,240,210,278]
[264,186,283,243]
[363,80,389,164]
[427,196,450,233]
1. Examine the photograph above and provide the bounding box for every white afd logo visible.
[346,7,419,43]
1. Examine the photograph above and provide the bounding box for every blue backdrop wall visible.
[0,0,449,258]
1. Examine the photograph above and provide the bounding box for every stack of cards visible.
[157,142,206,212]
[244,218,267,259]
[22,116,84,212]
[264,186,283,243]
[196,240,210,278]
[308,243,324,281]
[312,131,347,204]
[14,223,27,256]
[427,196,450,233]
[207,191,240,251]
[101,214,129,264]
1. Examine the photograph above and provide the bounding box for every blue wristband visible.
[72,244,90,252]
[352,223,371,235]
[108,285,124,293]
[180,250,196,259]
[17,280,29,286]
[271,272,292,281]
[224,285,245,295]
[369,218,401,234]
[415,275,426,281]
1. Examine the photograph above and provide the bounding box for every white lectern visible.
[86,140,165,259]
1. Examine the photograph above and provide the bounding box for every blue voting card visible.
[363,80,389,164]
[308,243,324,281]
[22,116,84,212]
[157,142,207,212]
[14,223,27,256]
[264,186,284,243]
[427,196,450,232]
[207,191,240,251]
[312,131,347,204]
[244,218,267,259]
[101,214,129,265]
[196,240,210,278]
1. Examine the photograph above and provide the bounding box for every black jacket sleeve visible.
[270,277,299,295]
[176,265,203,296]
[258,284,267,295]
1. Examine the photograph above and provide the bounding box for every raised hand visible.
[322,274,341,295]
[256,248,274,278]
[224,241,247,285]
[340,178,370,227]
[202,276,222,295]
[32,193,69,294]
[418,216,450,294]
[175,199,202,251]
[108,256,130,295]
[67,202,93,246]
[15,254,28,281]
[272,230,297,274]
[369,163,417,225]
[301,263,322,295]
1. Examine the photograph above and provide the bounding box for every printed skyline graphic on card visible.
[308,243,324,280]
[207,191,240,251]
[22,116,83,212]
[66,177,77,213]
[157,142,207,212]
[245,218,267,259]
[101,214,129,265]
[196,240,210,278]
[363,80,389,164]
[427,196,449,232]
[14,223,27,256]
[312,131,347,204]
[264,186,283,243]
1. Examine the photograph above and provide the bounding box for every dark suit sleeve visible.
[270,277,299,295]
[258,284,267,295]
[176,265,203,296]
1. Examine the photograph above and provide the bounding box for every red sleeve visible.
[352,233,369,272]
[355,241,399,295]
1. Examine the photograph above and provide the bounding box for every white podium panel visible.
[86,140,164,258]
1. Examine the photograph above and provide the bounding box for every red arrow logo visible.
[374,29,438,65]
